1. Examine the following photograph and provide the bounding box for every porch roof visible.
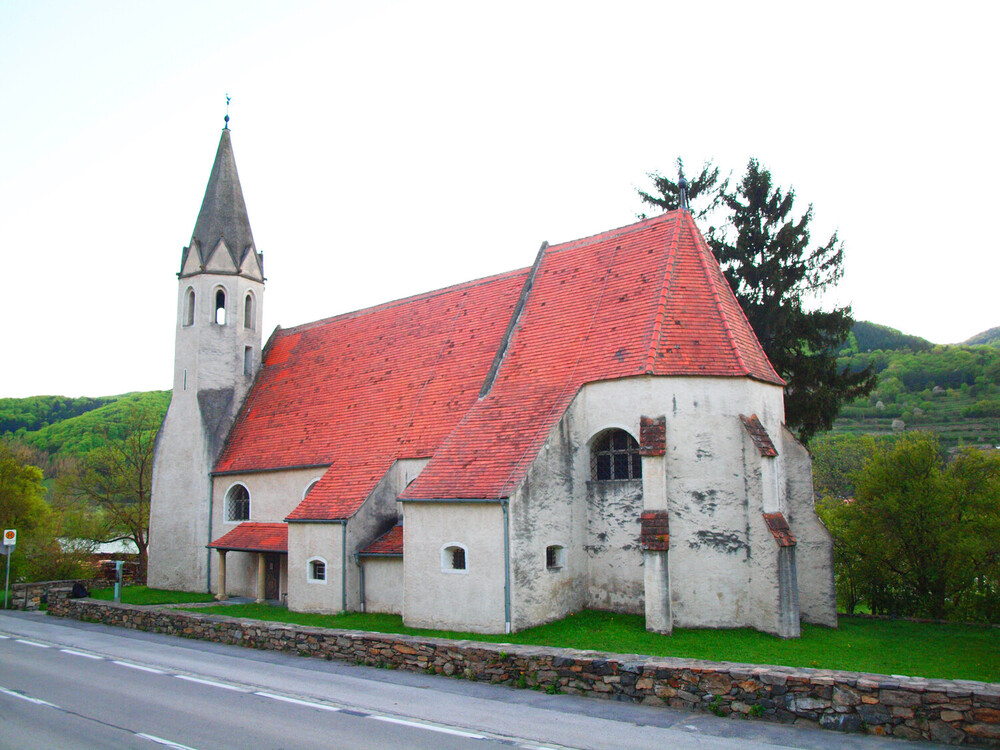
[209,522,288,553]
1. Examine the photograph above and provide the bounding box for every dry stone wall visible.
[47,592,1000,747]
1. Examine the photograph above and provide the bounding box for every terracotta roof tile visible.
[219,211,782,512]
[403,212,782,500]
[762,512,796,547]
[358,524,403,556]
[209,522,288,553]
[217,270,528,520]
[740,414,779,457]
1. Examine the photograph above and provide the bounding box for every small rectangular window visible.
[546,545,565,570]
[244,346,253,376]
[311,560,325,581]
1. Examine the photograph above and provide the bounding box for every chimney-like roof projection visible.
[214,210,782,519]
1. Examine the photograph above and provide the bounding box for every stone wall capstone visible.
[45,594,1000,747]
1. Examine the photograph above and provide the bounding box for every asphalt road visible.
[0,610,951,750]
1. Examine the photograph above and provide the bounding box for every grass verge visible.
[90,586,216,606]
[182,605,999,683]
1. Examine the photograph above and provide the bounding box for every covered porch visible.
[208,523,288,603]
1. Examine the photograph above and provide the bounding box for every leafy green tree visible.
[60,403,161,578]
[0,441,66,583]
[824,432,1000,620]
[638,159,876,442]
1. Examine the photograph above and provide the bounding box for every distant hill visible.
[963,326,1000,348]
[840,320,933,354]
[2,391,170,458]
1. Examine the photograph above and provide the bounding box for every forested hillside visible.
[833,338,1000,447]
[0,395,114,435]
[2,391,170,459]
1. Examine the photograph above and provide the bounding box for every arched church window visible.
[590,429,642,481]
[183,288,195,327]
[215,288,227,325]
[225,483,250,522]
[244,293,255,330]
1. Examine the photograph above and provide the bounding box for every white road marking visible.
[0,685,59,708]
[175,675,246,691]
[254,691,341,712]
[136,732,202,750]
[113,660,165,674]
[16,638,49,648]
[0,634,9,639]
[683,725,699,730]
[372,715,486,739]
[61,648,103,660]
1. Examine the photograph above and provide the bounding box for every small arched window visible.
[243,293,255,330]
[441,543,468,573]
[215,288,227,325]
[591,429,642,481]
[307,557,327,583]
[183,288,195,327]
[224,483,250,522]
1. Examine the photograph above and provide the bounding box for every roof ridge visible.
[643,212,682,373]
[688,212,753,378]
[498,243,623,497]
[545,211,678,256]
[277,265,531,336]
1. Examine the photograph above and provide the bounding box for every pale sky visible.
[1,0,997,399]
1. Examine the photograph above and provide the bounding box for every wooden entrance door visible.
[264,554,280,600]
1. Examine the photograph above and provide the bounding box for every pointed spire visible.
[189,128,256,272]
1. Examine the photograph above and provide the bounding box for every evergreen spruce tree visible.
[637,158,725,220]
[639,158,875,442]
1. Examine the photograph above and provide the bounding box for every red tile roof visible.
[218,211,782,515]
[762,513,797,547]
[358,524,403,556]
[403,211,781,501]
[740,414,779,457]
[215,269,529,520]
[209,522,288,553]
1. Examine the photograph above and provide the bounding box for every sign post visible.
[2,529,15,610]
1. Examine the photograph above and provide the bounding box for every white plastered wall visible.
[205,467,321,598]
[148,270,264,593]
[505,374,820,633]
[402,503,507,633]
[361,557,403,614]
[781,427,838,626]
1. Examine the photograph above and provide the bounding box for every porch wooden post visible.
[256,552,266,603]
[216,550,228,600]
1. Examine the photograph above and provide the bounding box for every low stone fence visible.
[8,579,102,610]
[47,592,1000,747]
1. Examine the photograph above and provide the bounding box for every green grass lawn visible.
[90,586,216,605]
[184,605,999,683]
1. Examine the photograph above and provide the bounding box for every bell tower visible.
[148,125,265,591]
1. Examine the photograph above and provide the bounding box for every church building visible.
[148,128,837,637]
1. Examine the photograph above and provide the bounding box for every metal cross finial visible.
[224,94,231,129]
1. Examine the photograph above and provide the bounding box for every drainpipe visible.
[355,552,365,613]
[502,499,511,634]
[341,522,347,612]
[206,481,215,592]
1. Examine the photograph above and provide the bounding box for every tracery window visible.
[590,429,642,481]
